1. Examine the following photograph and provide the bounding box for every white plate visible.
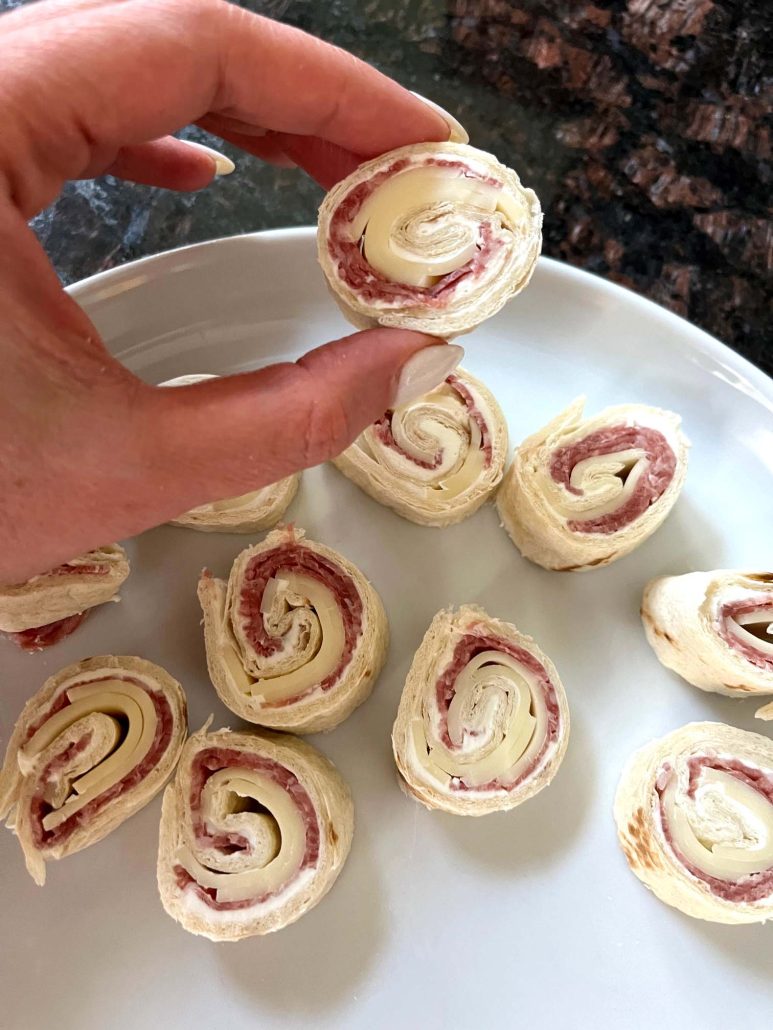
[1,228,771,1030]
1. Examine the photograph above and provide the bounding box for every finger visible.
[196,121,297,169]
[99,137,218,191]
[270,133,363,190]
[1,0,448,215]
[146,329,458,514]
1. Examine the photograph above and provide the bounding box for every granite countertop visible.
[4,0,771,376]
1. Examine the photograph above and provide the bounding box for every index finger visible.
[0,0,448,213]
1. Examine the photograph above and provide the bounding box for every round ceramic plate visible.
[1,228,771,1029]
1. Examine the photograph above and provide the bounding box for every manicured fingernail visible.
[183,140,235,176]
[393,345,465,407]
[411,92,469,144]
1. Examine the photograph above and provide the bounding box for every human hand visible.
[0,0,459,583]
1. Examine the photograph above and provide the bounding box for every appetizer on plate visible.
[642,570,773,701]
[333,368,508,526]
[199,526,388,733]
[318,141,542,337]
[497,398,688,571]
[0,545,129,651]
[615,722,773,924]
[392,605,569,815]
[0,656,187,884]
[157,724,353,941]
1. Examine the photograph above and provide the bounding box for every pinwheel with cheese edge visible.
[0,545,130,651]
[642,570,773,701]
[162,374,299,533]
[615,722,773,924]
[497,398,689,571]
[317,142,542,337]
[392,606,570,815]
[0,656,187,884]
[198,526,388,734]
[157,724,353,941]
[332,368,508,526]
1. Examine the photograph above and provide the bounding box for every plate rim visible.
[66,226,773,404]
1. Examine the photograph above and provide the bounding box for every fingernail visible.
[411,92,469,144]
[393,345,465,407]
[183,140,236,176]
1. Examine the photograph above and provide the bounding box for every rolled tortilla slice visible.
[157,724,353,941]
[332,369,508,527]
[162,374,299,533]
[198,526,388,734]
[642,570,773,700]
[0,545,130,652]
[0,656,187,885]
[496,398,689,571]
[392,605,569,815]
[614,722,773,924]
[317,141,542,337]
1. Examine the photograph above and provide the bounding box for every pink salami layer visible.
[174,746,320,912]
[717,597,773,671]
[372,375,493,471]
[327,156,503,306]
[656,757,773,903]
[27,676,175,850]
[8,611,88,652]
[433,631,561,792]
[238,542,363,705]
[549,425,676,534]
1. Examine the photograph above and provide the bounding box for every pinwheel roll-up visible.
[392,606,570,815]
[157,724,353,941]
[615,722,773,924]
[332,369,508,526]
[317,142,542,337]
[0,545,130,652]
[497,399,688,571]
[0,656,187,884]
[162,375,299,533]
[199,526,388,734]
[642,571,773,699]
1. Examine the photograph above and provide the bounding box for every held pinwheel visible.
[317,142,542,337]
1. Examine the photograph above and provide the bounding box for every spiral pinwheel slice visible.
[392,606,570,815]
[0,656,187,884]
[317,142,542,337]
[615,722,773,924]
[0,545,130,652]
[162,375,299,533]
[496,398,688,571]
[332,369,508,526]
[157,724,353,941]
[198,526,388,734]
[642,570,773,700]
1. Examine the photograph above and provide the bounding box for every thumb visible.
[148,330,463,516]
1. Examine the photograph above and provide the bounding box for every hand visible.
[0,0,453,583]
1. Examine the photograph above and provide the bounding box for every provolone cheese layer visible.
[497,398,689,571]
[392,606,570,815]
[333,370,508,527]
[161,374,299,533]
[317,143,542,337]
[0,544,130,646]
[614,722,773,924]
[642,571,773,698]
[0,656,187,885]
[198,526,389,733]
[157,727,353,940]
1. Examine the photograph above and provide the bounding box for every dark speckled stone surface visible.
[3,0,771,375]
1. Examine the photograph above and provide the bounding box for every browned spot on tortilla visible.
[641,607,674,643]
[555,555,612,572]
[328,825,339,846]
[723,682,756,693]
[747,573,773,584]
[625,807,659,871]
